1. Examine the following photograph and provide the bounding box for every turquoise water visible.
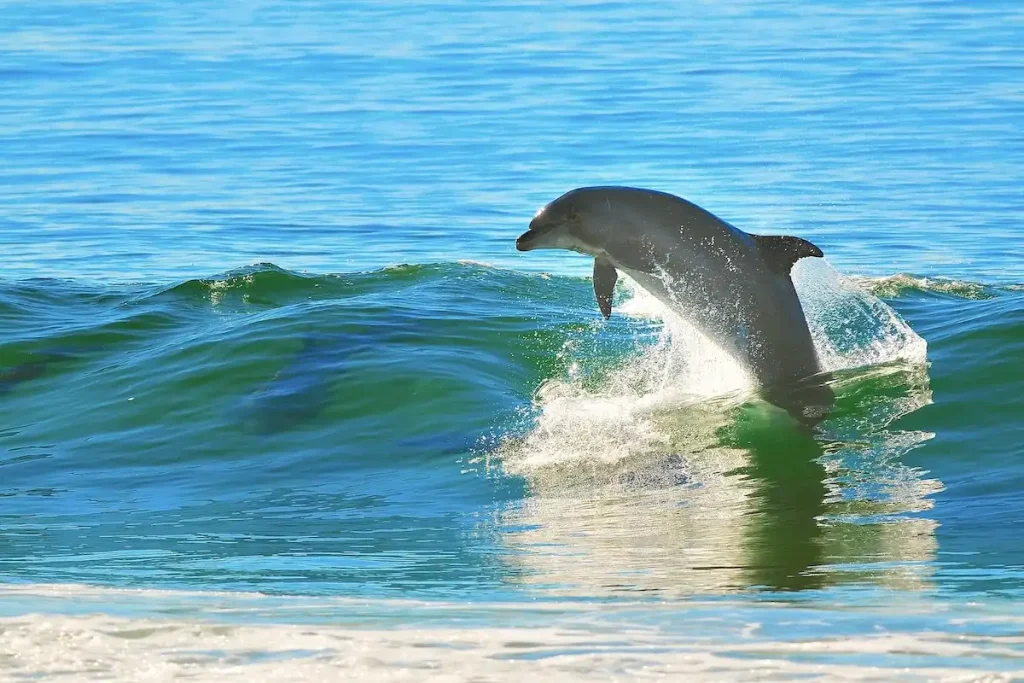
[1,1,1022,679]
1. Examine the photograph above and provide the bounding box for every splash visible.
[793,259,928,371]
[499,274,754,475]
[499,260,928,476]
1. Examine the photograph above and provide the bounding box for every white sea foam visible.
[849,273,993,299]
[0,584,1019,682]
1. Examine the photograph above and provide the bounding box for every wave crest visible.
[850,273,1010,300]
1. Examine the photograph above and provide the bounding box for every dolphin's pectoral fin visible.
[593,258,618,319]
[753,235,824,275]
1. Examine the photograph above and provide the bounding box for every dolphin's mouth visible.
[515,230,538,251]
[516,216,558,251]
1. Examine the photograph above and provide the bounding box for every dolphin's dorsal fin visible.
[753,235,824,275]
[593,258,618,319]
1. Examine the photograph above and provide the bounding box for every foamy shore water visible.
[1,585,1022,682]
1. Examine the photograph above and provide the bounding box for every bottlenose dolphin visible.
[516,186,833,423]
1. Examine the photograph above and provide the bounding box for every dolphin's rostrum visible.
[517,186,833,424]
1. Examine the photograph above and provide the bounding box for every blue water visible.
[1,1,1023,679]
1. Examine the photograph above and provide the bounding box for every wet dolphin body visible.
[516,186,834,423]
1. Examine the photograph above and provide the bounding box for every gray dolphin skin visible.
[516,186,834,424]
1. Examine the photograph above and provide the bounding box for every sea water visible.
[1,1,1022,680]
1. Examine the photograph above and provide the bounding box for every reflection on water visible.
[0,348,81,397]
[493,361,938,596]
[237,332,346,434]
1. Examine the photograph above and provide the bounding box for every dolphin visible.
[516,186,833,423]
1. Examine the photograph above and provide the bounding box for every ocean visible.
[1,0,1022,680]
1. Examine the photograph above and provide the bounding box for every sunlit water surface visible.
[1,0,1022,680]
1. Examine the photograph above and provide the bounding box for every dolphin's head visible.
[516,189,596,253]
